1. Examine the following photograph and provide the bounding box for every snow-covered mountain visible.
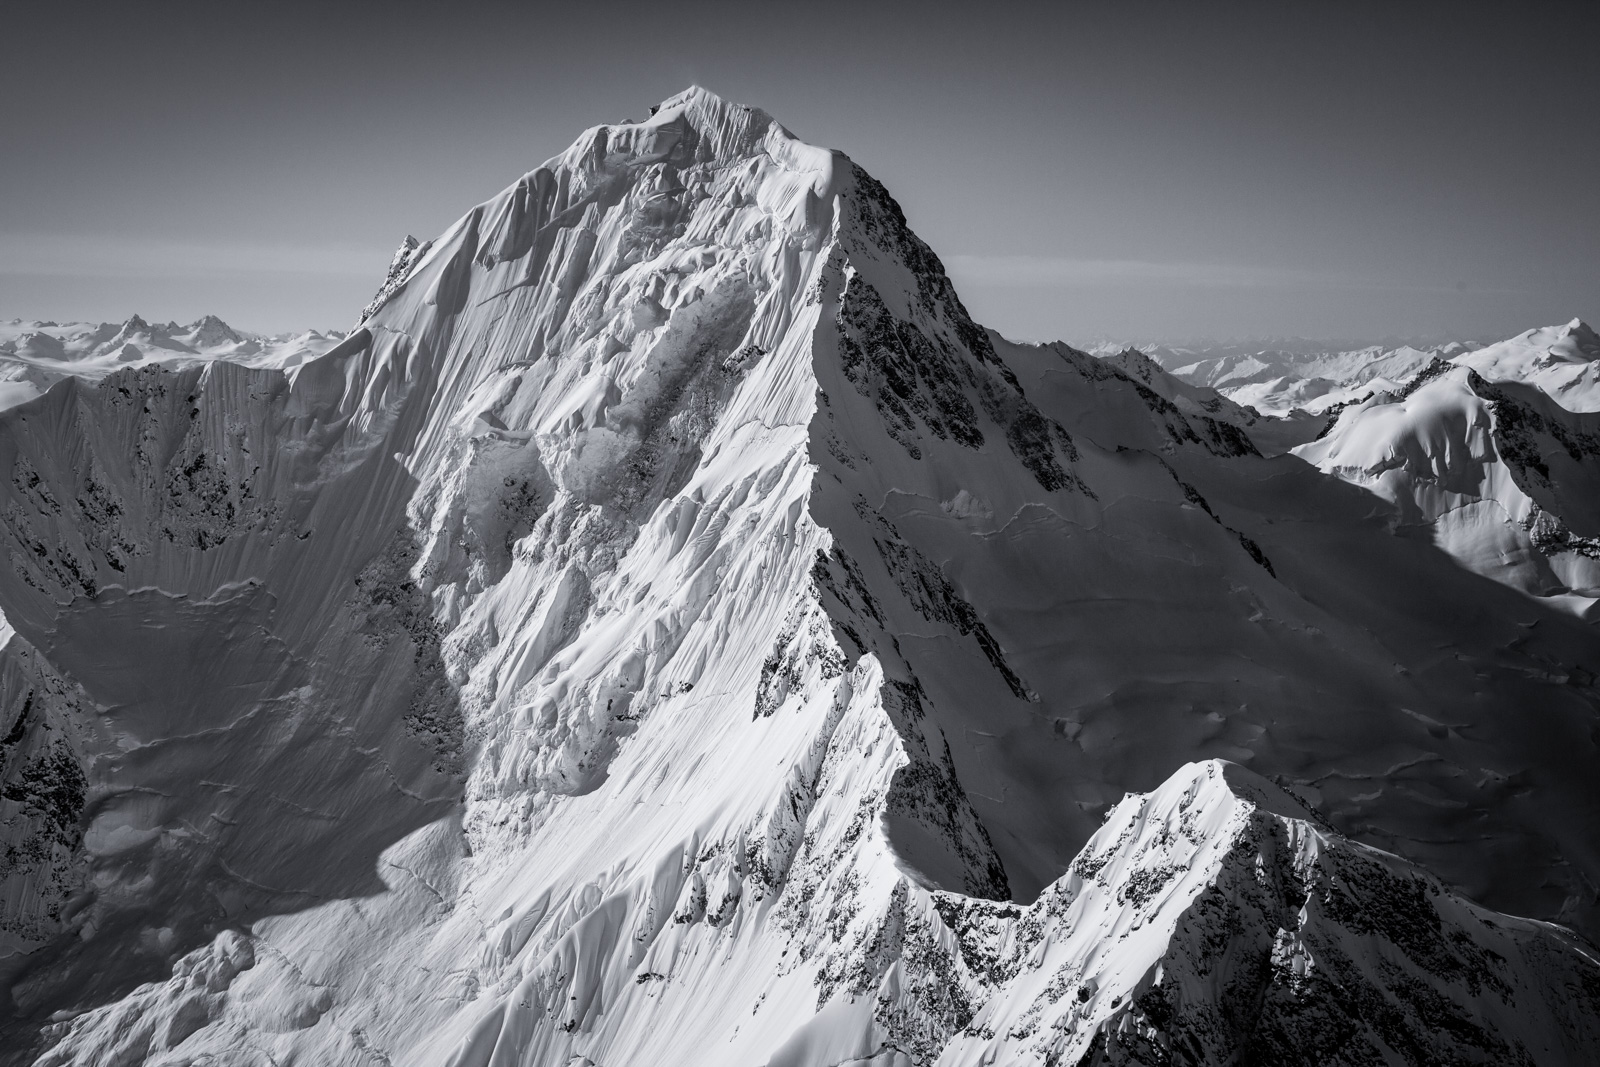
[1453,319,1600,412]
[2,87,1598,1066]
[1297,359,1600,611]
[1088,338,1470,417]
[1113,322,1600,424]
[0,316,344,410]
[1040,342,1326,456]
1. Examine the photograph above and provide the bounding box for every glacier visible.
[1,87,1598,1065]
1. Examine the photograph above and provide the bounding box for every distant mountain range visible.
[0,316,344,410]
[1086,320,1600,418]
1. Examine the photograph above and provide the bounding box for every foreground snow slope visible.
[2,88,1598,1065]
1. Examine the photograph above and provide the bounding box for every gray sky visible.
[4,1,1596,342]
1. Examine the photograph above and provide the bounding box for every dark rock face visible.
[837,273,985,460]
[0,644,90,957]
[834,168,1088,495]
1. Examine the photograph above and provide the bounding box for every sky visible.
[3,0,1597,343]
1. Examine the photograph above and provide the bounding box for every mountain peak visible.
[941,753,1600,1067]
[654,83,764,121]
[8,92,1600,1067]
[1198,758,1324,823]
[1562,316,1599,354]
[183,314,243,347]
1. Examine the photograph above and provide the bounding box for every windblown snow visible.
[1,88,1597,1066]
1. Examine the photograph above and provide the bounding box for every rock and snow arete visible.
[0,88,1597,1065]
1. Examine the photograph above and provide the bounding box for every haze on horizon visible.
[3,0,1596,344]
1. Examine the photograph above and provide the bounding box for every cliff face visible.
[2,88,1598,1066]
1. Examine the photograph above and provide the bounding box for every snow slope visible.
[1296,362,1600,610]
[2,88,1598,1065]
[1006,340,1323,456]
[937,760,1600,1066]
[1452,319,1600,412]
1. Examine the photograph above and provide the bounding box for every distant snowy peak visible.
[1295,362,1600,610]
[1452,318,1600,411]
[181,314,245,350]
[1502,318,1600,363]
[1123,339,1466,417]
[1116,321,1600,420]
